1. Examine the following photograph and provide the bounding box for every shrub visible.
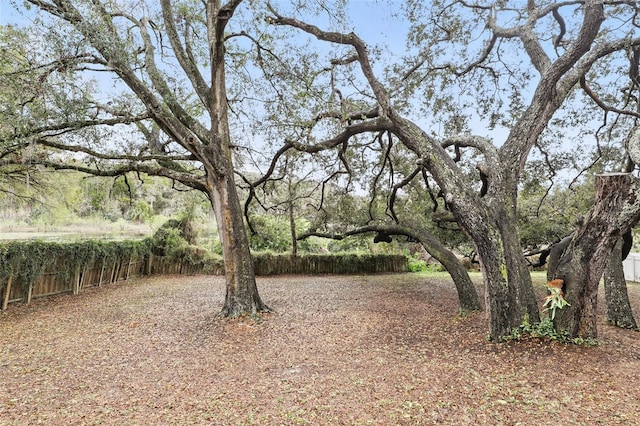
[248,215,291,252]
[408,258,428,272]
[407,254,445,273]
[150,218,210,267]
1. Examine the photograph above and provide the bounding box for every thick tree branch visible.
[135,15,210,147]
[297,224,413,242]
[500,1,606,177]
[287,116,392,154]
[316,107,379,123]
[29,158,207,192]
[160,0,213,112]
[33,138,195,163]
[0,112,151,144]
[26,0,210,159]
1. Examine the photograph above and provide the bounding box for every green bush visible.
[407,254,445,273]
[150,218,211,267]
[408,258,428,272]
[326,236,370,253]
[248,215,291,253]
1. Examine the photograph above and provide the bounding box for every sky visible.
[0,0,34,25]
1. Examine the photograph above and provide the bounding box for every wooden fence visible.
[2,255,146,309]
[253,253,408,276]
[1,252,407,310]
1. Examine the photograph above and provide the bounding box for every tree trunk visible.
[498,211,540,324]
[413,229,482,312]
[289,202,298,256]
[553,174,640,339]
[546,235,573,282]
[288,176,298,256]
[473,230,518,340]
[208,175,270,318]
[604,237,638,330]
[443,254,482,313]
[456,202,539,340]
[206,0,268,317]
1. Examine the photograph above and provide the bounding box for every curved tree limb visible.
[28,158,207,192]
[33,138,195,163]
[0,112,151,144]
[299,222,482,311]
[286,116,392,154]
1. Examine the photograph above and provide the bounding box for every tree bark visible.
[552,174,640,338]
[546,235,573,282]
[498,210,540,324]
[389,117,539,340]
[288,176,298,257]
[208,175,270,317]
[472,228,519,340]
[604,237,638,330]
[412,229,482,312]
[205,0,268,317]
[450,194,539,340]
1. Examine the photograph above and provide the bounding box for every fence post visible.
[25,282,33,305]
[145,253,153,276]
[110,261,117,283]
[72,265,81,295]
[2,274,12,310]
[126,257,132,280]
[98,261,105,287]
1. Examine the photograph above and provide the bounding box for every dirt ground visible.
[1,272,640,425]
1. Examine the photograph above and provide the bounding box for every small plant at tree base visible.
[503,315,599,345]
[503,317,567,342]
[458,309,470,318]
[543,279,570,320]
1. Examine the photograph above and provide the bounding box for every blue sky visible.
[0,0,509,145]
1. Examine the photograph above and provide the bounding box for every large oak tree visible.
[4,0,269,317]
[266,1,640,339]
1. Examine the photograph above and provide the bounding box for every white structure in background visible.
[623,253,640,282]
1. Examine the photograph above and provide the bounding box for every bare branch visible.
[266,3,392,115]
[368,132,391,222]
[388,167,421,224]
[580,76,640,119]
[160,0,213,111]
[241,141,294,232]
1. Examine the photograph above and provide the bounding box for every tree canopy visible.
[263,1,640,339]
[3,0,640,339]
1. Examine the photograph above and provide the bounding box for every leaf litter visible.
[1,274,640,425]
